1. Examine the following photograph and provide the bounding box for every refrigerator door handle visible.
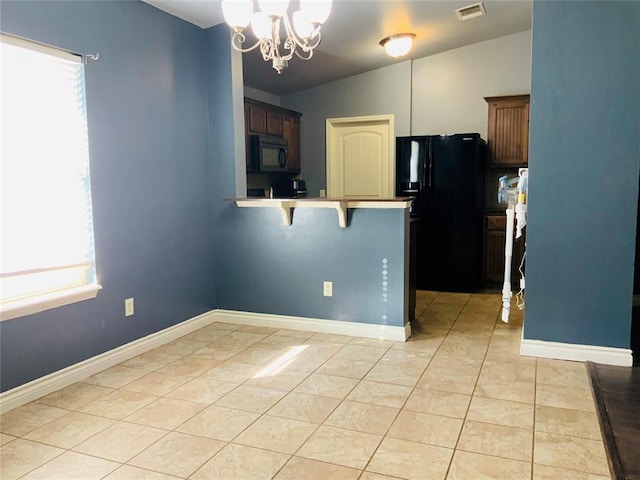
[428,142,433,188]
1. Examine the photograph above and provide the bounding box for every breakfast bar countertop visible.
[225,197,412,227]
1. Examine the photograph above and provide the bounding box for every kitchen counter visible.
[225,197,412,228]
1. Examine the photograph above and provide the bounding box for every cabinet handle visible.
[279,148,287,168]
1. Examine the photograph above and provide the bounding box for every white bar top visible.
[226,197,412,208]
[225,197,412,228]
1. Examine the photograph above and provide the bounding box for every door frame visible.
[326,114,395,198]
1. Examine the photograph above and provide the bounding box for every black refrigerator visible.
[396,134,486,292]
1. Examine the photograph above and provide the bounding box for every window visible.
[0,33,100,321]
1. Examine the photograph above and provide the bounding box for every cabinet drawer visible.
[487,215,506,230]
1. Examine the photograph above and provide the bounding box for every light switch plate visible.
[323,281,333,297]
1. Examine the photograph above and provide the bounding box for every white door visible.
[326,115,394,198]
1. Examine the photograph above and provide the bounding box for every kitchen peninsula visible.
[227,197,411,228]
[218,197,414,341]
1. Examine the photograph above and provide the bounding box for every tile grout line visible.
[337,292,445,477]
[221,333,395,478]
[120,328,286,478]
[442,293,490,479]
[102,328,283,478]
[282,339,397,477]
[190,326,436,478]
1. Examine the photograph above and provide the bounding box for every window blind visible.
[0,33,97,305]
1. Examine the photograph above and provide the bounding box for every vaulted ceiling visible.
[143,0,532,95]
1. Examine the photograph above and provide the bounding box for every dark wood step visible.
[588,362,640,480]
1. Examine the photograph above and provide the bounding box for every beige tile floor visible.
[0,292,612,480]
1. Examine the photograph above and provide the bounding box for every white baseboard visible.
[0,309,409,414]
[520,339,633,366]
[212,310,411,342]
[0,310,218,414]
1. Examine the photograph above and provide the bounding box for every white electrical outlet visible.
[125,298,134,317]
[319,189,326,198]
[323,281,333,297]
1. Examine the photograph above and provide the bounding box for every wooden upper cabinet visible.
[485,95,530,166]
[247,102,267,134]
[244,98,302,173]
[282,113,301,172]
[266,111,282,136]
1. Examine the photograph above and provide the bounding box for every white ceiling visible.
[143,0,532,96]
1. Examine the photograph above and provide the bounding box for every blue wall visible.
[0,1,216,391]
[524,1,640,348]
[216,207,408,327]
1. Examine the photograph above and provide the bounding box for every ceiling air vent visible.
[455,2,486,21]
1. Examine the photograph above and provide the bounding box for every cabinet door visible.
[266,110,282,136]
[483,215,526,286]
[282,114,301,172]
[248,103,267,134]
[484,227,507,284]
[486,95,530,166]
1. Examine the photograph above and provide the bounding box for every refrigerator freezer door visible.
[417,134,484,292]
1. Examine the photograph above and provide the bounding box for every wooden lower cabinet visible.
[483,214,526,287]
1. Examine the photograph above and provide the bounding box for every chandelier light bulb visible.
[221,0,254,30]
[250,11,272,40]
[292,11,315,40]
[300,0,332,25]
[257,0,290,18]
[380,33,416,58]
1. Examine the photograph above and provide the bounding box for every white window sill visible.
[0,284,102,322]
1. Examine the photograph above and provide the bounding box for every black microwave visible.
[250,134,288,172]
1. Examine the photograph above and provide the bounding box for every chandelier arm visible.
[280,37,296,61]
[295,48,314,60]
[281,14,322,52]
[271,17,295,61]
[260,39,275,61]
[231,31,263,53]
[304,31,322,51]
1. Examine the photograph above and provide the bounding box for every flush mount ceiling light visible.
[221,0,332,75]
[379,33,416,58]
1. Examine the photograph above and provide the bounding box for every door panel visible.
[342,131,384,197]
[248,104,266,134]
[266,111,282,136]
[327,116,394,199]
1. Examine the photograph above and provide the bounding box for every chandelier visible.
[221,0,332,74]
